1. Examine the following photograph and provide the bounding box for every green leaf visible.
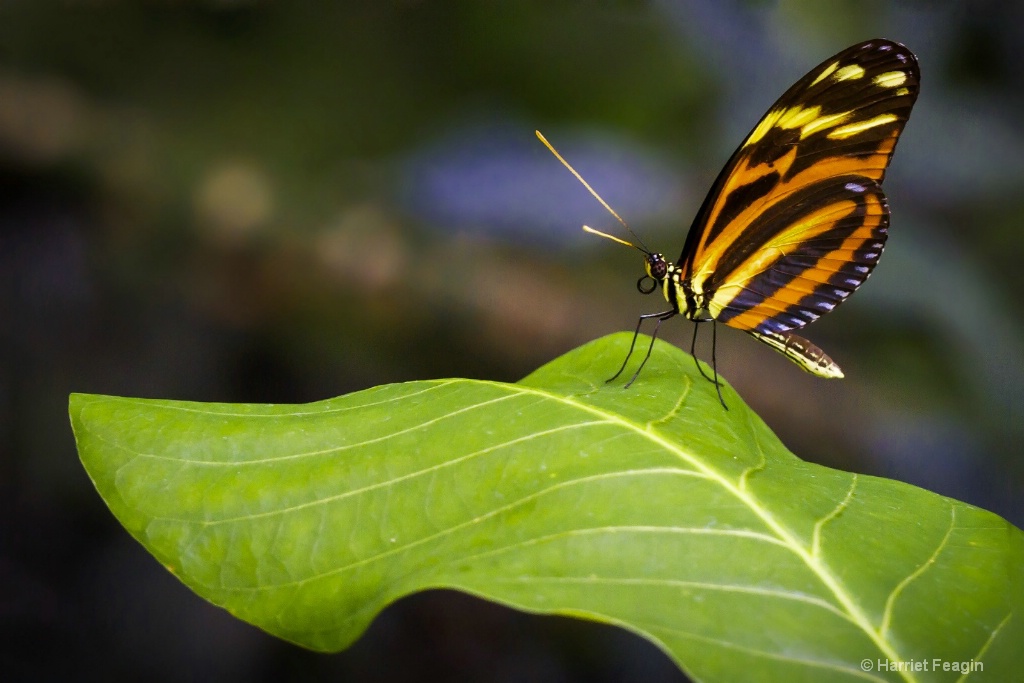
[71,333,1022,682]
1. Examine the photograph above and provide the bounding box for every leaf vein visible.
[959,610,1012,682]
[200,419,616,524]
[135,391,523,466]
[489,575,854,625]
[455,525,790,565]
[98,380,457,417]
[880,504,956,637]
[812,474,858,558]
[216,469,713,590]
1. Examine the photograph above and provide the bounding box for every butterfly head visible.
[638,252,667,294]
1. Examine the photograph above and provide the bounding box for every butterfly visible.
[538,39,919,407]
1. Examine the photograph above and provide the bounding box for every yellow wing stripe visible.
[746,108,784,146]
[809,61,840,88]
[799,111,852,139]
[827,114,899,140]
[833,64,866,81]
[874,71,908,88]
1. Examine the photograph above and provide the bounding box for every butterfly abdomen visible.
[747,329,844,378]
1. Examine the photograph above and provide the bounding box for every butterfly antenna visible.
[536,130,651,253]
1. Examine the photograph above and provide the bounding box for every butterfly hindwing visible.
[712,175,889,333]
[677,39,919,373]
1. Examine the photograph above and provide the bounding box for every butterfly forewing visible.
[678,39,919,358]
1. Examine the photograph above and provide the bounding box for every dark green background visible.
[4,2,1022,681]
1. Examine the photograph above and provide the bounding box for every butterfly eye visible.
[645,254,667,280]
[636,276,657,294]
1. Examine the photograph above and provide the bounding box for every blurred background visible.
[2,1,1022,681]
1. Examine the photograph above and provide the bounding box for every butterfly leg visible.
[607,309,676,382]
[622,310,677,388]
[711,321,727,409]
[689,321,722,386]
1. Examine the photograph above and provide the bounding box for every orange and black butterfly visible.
[538,39,919,406]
